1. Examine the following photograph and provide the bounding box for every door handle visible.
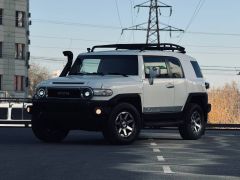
[166,83,174,88]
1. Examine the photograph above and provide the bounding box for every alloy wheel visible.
[191,111,202,133]
[115,111,135,138]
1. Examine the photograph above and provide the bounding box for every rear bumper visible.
[32,99,111,131]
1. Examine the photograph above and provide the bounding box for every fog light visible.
[96,108,102,115]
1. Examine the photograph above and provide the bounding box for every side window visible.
[191,61,203,78]
[143,56,169,78]
[168,58,184,78]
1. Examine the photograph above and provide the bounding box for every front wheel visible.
[102,103,141,145]
[32,112,69,143]
[179,103,206,140]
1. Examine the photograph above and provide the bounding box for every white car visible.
[30,44,211,144]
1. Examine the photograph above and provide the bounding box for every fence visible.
[0,98,32,128]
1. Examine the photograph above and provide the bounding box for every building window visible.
[0,9,3,25]
[16,11,25,27]
[0,75,2,90]
[15,43,25,59]
[0,42,2,58]
[14,76,24,92]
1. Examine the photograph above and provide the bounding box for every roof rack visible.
[90,43,186,54]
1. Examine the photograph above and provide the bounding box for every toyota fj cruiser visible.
[31,44,211,144]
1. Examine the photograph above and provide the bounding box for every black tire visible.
[32,112,69,143]
[179,103,206,140]
[102,103,141,145]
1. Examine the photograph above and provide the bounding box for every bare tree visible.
[28,63,51,97]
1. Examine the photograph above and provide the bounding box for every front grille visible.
[47,88,82,98]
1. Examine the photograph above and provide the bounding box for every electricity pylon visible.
[122,0,183,44]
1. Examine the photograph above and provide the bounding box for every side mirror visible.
[205,82,210,89]
[149,67,158,85]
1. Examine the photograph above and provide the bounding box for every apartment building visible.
[0,0,30,98]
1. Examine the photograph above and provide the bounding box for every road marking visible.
[157,156,165,161]
[153,148,160,152]
[150,142,157,146]
[163,165,174,174]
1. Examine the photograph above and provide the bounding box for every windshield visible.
[69,55,138,76]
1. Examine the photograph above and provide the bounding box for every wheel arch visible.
[183,93,209,121]
[109,94,142,114]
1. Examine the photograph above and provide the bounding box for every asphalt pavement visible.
[0,128,239,180]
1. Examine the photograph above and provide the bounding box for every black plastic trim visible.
[91,43,186,53]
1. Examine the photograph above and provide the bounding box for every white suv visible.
[30,44,211,144]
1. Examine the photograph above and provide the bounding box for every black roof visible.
[90,43,186,54]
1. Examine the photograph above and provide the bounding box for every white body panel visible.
[143,78,174,112]
[36,49,207,113]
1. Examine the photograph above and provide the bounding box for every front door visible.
[143,56,175,114]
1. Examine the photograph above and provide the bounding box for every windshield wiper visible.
[75,72,104,76]
[106,73,128,77]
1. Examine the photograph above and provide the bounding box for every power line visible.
[201,65,240,69]
[129,0,135,42]
[189,51,240,55]
[185,44,240,49]
[28,55,240,69]
[31,35,116,43]
[178,0,205,43]
[202,69,240,72]
[32,19,121,30]
[186,31,240,37]
[115,0,123,28]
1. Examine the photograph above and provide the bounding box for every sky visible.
[29,0,240,87]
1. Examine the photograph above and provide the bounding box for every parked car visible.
[0,102,31,121]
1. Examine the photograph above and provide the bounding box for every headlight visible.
[37,88,46,98]
[82,88,94,99]
[93,89,113,96]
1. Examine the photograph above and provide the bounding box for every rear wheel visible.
[102,103,141,145]
[32,112,69,143]
[179,103,206,140]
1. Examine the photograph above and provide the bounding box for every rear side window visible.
[191,61,203,78]
[168,58,184,78]
[0,108,8,119]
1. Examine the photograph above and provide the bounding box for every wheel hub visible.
[191,111,202,133]
[115,111,135,138]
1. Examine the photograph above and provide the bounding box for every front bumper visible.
[32,98,112,131]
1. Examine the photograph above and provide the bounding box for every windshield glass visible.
[69,55,138,76]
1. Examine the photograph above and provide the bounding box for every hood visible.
[38,75,142,89]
